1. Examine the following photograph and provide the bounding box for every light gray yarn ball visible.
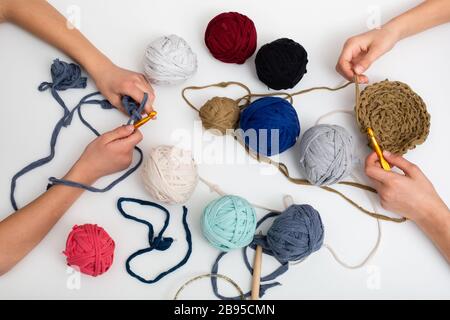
[299,124,354,186]
[143,34,197,85]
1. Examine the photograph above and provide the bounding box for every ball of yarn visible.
[143,34,197,85]
[142,145,199,204]
[356,80,430,154]
[63,224,115,277]
[255,38,308,90]
[239,97,300,156]
[267,204,324,263]
[299,124,354,186]
[204,12,257,64]
[199,97,241,134]
[202,195,257,251]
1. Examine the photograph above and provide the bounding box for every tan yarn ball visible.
[356,80,430,154]
[142,145,199,204]
[199,97,241,135]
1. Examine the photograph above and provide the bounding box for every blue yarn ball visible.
[202,195,257,252]
[266,204,324,263]
[239,97,300,156]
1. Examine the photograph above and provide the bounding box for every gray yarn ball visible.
[143,34,198,85]
[299,124,354,186]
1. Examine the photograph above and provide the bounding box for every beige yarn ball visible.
[142,145,199,204]
[199,97,241,135]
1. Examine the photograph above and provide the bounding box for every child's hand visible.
[365,151,447,222]
[93,62,155,115]
[66,125,143,184]
[336,27,399,83]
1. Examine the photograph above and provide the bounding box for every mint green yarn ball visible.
[201,195,257,252]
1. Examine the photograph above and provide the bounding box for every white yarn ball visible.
[142,145,199,204]
[143,34,198,85]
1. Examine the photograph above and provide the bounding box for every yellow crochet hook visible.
[367,127,391,171]
[133,111,157,129]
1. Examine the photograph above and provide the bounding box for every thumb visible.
[383,151,421,177]
[102,125,135,142]
[353,45,385,75]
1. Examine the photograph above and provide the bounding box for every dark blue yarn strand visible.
[117,197,193,284]
[210,211,287,300]
[10,59,148,210]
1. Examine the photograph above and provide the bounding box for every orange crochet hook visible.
[367,127,391,171]
[133,111,157,129]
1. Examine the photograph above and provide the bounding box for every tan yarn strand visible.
[174,273,245,300]
[181,81,252,112]
[234,134,406,223]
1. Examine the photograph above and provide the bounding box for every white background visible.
[0,0,449,299]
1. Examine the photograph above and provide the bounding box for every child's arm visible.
[336,0,450,82]
[0,0,154,113]
[0,125,142,275]
[365,152,450,263]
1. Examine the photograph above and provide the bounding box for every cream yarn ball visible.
[143,34,198,85]
[142,145,199,204]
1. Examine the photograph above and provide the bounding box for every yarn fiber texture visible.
[239,96,300,156]
[63,224,115,277]
[199,97,241,134]
[299,124,354,186]
[356,80,430,154]
[143,34,197,85]
[205,12,257,64]
[255,38,308,90]
[261,204,324,263]
[142,145,199,204]
[202,195,257,251]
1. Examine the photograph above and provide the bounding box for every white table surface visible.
[0,0,449,299]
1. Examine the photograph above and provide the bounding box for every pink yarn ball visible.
[63,224,115,277]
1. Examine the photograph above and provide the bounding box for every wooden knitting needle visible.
[133,111,157,129]
[367,127,391,171]
[251,231,263,300]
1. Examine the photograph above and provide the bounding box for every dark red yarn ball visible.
[204,12,257,64]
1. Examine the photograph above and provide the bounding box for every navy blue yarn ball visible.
[267,204,324,263]
[239,97,300,156]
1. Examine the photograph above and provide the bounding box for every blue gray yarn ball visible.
[266,204,324,263]
[299,124,354,186]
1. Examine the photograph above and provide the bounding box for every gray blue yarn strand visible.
[10,59,147,210]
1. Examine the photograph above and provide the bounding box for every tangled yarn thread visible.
[142,145,199,204]
[202,195,257,252]
[355,79,430,154]
[205,12,257,64]
[63,224,115,277]
[117,197,192,284]
[211,204,324,299]
[255,38,308,90]
[299,124,355,186]
[10,59,145,210]
[143,34,198,85]
[181,80,407,223]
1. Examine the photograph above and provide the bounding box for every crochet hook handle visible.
[367,127,391,171]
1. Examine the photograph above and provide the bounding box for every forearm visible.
[0,167,95,275]
[415,201,450,263]
[384,0,450,41]
[2,0,111,78]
